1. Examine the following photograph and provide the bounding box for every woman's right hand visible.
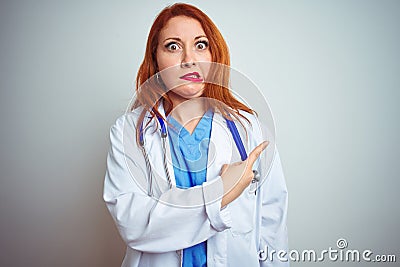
[220,141,269,208]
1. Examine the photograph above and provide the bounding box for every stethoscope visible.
[139,113,260,196]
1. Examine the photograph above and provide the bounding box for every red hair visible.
[132,3,254,142]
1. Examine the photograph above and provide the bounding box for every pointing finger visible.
[247,141,269,167]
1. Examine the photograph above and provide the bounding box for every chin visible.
[172,84,204,99]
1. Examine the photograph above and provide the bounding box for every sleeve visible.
[258,150,290,267]
[103,117,232,253]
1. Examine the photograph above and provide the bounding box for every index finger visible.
[247,141,269,167]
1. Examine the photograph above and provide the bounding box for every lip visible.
[179,72,203,82]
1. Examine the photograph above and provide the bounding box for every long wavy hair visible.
[132,3,254,144]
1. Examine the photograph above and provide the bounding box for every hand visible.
[220,141,269,208]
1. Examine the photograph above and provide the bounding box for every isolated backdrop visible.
[0,0,399,266]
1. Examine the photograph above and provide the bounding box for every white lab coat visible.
[103,102,289,267]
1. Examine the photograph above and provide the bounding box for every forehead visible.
[159,16,206,40]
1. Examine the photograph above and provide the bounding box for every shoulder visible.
[112,107,147,129]
[109,107,147,139]
[235,110,264,139]
[237,110,259,127]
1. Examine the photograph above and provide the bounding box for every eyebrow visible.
[163,35,208,43]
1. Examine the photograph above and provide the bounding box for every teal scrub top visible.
[167,110,213,267]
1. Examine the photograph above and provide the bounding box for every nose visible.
[181,47,195,68]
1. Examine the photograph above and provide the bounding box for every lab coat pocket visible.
[228,190,256,236]
[227,191,260,267]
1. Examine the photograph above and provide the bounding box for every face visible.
[156,16,212,103]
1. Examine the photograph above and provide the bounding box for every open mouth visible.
[179,72,203,82]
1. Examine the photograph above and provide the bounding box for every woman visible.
[104,3,289,267]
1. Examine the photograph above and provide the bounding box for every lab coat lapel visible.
[143,102,177,194]
[206,112,237,182]
[157,102,177,187]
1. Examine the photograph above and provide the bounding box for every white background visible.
[0,0,399,266]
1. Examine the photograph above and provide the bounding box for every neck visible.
[171,98,206,121]
[166,94,207,132]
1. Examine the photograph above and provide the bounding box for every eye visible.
[165,42,180,51]
[195,40,209,50]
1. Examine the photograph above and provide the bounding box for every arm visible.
[103,118,232,253]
